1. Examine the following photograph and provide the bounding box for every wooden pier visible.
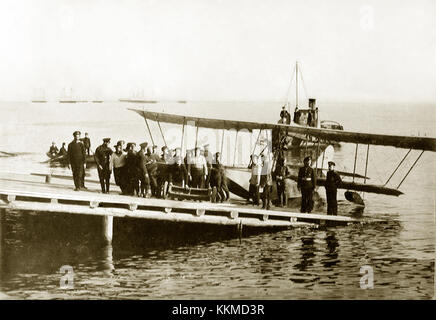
[0,172,364,243]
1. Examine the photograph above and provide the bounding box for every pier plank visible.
[0,173,365,228]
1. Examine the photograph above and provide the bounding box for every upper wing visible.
[129,108,436,151]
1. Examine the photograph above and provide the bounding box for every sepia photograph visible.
[0,0,434,305]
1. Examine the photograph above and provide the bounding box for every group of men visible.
[66,130,342,215]
[48,142,67,157]
[66,130,230,202]
[48,132,91,158]
[247,152,342,215]
[278,105,318,127]
[297,156,342,215]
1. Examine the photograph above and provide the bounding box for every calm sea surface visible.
[0,101,435,299]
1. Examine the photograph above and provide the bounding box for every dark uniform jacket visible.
[125,150,138,177]
[297,166,315,189]
[82,137,91,149]
[145,153,159,176]
[49,146,59,154]
[325,171,342,191]
[94,144,113,170]
[67,141,86,165]
[169,162,188,185]
[210,162,225,187]
[274,164,290,182]
[137,151,150,177]
[59,147,67,156]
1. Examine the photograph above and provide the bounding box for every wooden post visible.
[103,243,114,274]
[102,215,113,243]
[237,220,243,240]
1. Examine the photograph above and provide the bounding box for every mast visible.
[296,61,299,108]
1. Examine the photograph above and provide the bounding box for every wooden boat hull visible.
[46,153,96,166]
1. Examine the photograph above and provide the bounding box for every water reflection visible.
[323,231,339,268]
[295,235,316,271]
[0,207,433,299]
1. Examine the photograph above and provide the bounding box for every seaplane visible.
[127,104,436,211]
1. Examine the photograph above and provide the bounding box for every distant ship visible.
[31,88,47,103]
[120,88,157,103]
[58,87,90,103]
[59,87,76,103]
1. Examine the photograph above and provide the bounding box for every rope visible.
[284,64,296,111]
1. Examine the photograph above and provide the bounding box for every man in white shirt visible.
[188,147,208,188]
[110,141,127,194]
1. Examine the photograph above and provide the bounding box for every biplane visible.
[128,106,436,208]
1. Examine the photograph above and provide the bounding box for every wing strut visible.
[397,150,425,189]
[385,149,412,186]
[248,129,263,167]
[157,120,167,148]
[144,117,155,147]
[195,126,199,149]
[220,129,225,155]
[364,144,370,184]
[352,144,359,182]
[233,130,239,166]
[315,139,320,184]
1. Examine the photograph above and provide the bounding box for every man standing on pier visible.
[94,138,113,194]
[82,132,91,155]
[111,141,127,194]
[188,147,208,188]
[68,131,87,191]
[325,161,342,215]
[297,156,316,213]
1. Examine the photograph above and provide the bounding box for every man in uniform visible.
[280,106,291,124]
[294,107,300,124]
[67,131,86,191]
[274,157,288,207]
[137,142,150,197]
[325,161,342,215]
[59,142,67,157]
[82,132,91,155]
[48,142,59,156]
[297,156,316,213]
[124,142,138,196]
[94,138,113,194]
[209,152,226,203]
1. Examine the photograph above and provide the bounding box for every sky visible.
[0,0,435,103]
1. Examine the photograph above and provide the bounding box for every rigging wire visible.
[297,63,309,102]
[284,64,296,112]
